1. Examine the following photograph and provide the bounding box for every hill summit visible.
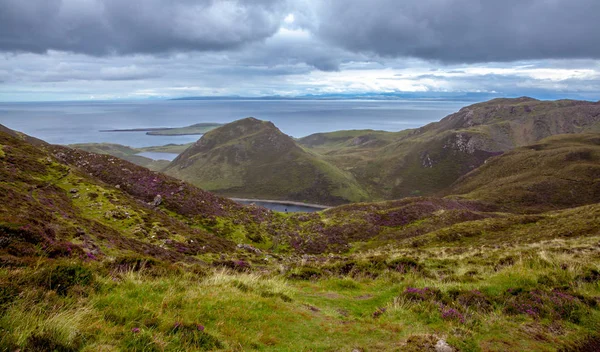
[164,117,368,205]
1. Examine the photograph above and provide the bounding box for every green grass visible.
[2,235,599,351]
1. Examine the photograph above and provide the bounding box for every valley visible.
[73,97,600,206]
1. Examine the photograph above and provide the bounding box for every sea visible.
[0,99,471,148]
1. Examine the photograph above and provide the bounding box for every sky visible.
[1,0,600,102]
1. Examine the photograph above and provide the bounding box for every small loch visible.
[232,198,329,213]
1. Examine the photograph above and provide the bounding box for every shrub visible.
[0,282,19,311]
[38,262,94,295]
[170,322,224,350]
[387,257,422,273]
[440,306,465,323]
[451,289,493,312]
[26,331,81,352]
[110,255,161,272]
[576,268,600,283]
[503,289,584,322]
[403,287,443,302]
[287,267,323,280]
[212,259,251,272]
[46,241,83,259]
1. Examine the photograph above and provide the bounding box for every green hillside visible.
[73,98,600,205]
[446,133,600,212]
[164,117,369,205]
[299,97,600,200]
[2,114,600,351]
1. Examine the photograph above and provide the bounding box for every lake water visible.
[233,199,326,213]
[136,152,180,161]
[0,99,471,147]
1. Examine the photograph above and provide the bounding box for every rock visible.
[69,188,78,193]
[435,339,454,352]
[151,194,162,207]
[237,243,261,254]
[104,207,130,220]
[131,225,149,238]
[421,152,435,168]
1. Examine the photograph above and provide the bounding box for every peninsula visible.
[100,122,223,136]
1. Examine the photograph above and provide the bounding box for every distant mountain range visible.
[171,92,501,101]
[171,92,600,102]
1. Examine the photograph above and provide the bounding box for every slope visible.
[446,133,600,212]
[69,143,170,171]
[2,124,600,351]
[164,117,368,205]
[299,97,600,200]
[0,124,281,268]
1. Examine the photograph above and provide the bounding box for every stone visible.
[435,339,454,352]
[151,194,162,207]
[237,243,261,254]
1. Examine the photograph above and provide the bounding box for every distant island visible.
[100,122,223,136]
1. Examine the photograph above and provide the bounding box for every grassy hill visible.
[299,97,600,200]
[2,119,600,351]
[447,133,600,212]
[163,117,369,205]
[73,98,600,204]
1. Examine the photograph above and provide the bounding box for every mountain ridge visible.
[298,97,600,200]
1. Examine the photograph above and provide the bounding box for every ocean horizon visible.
[0,99,472,147]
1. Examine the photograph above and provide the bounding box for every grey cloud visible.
[226,26,375,72]
[316,0,600,63]
[0,0,287,55]
[40,65,161,82]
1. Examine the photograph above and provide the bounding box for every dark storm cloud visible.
[0,0,287,55]
[316,0,600,63]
